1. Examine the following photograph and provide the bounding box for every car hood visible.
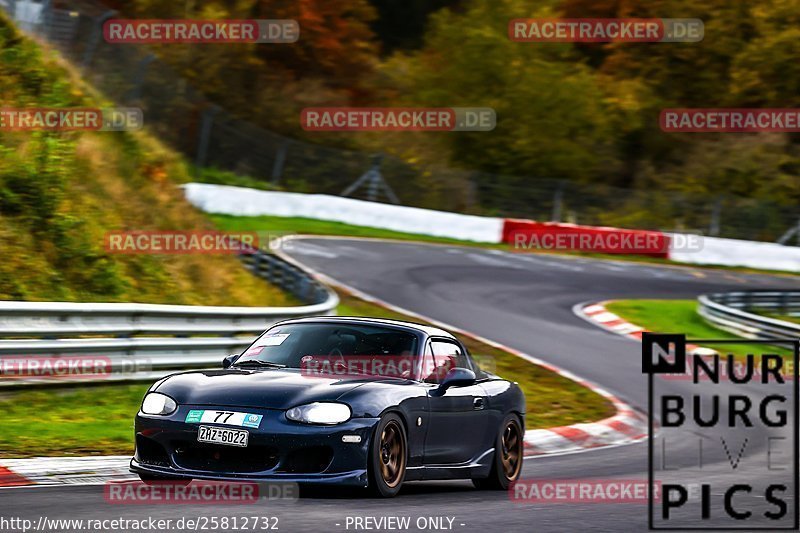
[153,368,370,410]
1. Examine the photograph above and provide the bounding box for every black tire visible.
[138,473,192,486]
[368,413,408,497]
[473,414,524,490]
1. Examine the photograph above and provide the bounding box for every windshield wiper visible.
[233,360,286,368]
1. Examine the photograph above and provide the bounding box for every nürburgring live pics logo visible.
[643,333,799,530]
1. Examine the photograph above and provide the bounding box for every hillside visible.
[0,14,292,306]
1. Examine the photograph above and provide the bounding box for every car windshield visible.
[235,323,420,375]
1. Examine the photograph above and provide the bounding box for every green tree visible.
[730,0,800,107]
[105,0,380,140]
[381,0,618,184]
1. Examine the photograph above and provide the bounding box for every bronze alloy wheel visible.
[500,419,523,480]
[379,420,406,488]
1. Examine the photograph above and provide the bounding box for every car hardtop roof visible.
[274,316,457,339]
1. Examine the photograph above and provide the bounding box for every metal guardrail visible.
[697,291,800,341]
[0,247,339,386]
[239,251,332,307]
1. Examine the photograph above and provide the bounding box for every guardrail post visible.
[297,276,310,302]
[286,268,295,295]
[270,255,279,284]
[275,260,285,287]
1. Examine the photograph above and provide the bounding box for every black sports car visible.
[130,317,526,496]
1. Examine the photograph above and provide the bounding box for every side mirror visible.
[436,368,476,393]
[222,354,239,369]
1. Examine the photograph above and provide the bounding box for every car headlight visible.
[286,402,351,425]
[141,392,177,415]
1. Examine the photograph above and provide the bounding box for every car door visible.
[421,338,490,465]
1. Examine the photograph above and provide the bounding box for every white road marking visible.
[508,254,584,272]
[290,244,338,258]
[465,253,520,268]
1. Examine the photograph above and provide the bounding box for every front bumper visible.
[131,405,379,487]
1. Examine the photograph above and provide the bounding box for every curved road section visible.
[3,237,799,532]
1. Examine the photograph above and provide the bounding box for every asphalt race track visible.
[3,237,800,532]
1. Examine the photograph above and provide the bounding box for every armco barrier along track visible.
[0,248,338,386]
[698,291,800,341]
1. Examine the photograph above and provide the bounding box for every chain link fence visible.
[2,0,797,244]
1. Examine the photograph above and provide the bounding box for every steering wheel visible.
[327,347,347,374]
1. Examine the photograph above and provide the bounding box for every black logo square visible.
[642,333,686,374]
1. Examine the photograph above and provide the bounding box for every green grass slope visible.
[0,15,292,306]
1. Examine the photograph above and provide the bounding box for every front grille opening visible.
[172,441,279,473]
[279,446,334,474]
[136,435,171,467]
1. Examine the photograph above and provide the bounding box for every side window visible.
[429,340,471,382]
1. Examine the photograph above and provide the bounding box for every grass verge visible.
[605,299,794,359]
[211,214,482,246]
[0,384,148,458]
[0,292,615,458]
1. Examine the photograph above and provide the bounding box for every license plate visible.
[197,425,249,447]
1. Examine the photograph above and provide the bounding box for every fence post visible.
[709,197,722,236]
[127,54,155,103]
[36,0,52,38]
[194,105,219,178]
[551,181,565,222]
[271,141,288,185]
[82,10,116,70]
[366,169,380,202]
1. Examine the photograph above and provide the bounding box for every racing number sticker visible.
[184,409,263,428]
